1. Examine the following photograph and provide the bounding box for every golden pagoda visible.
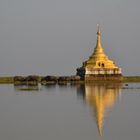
[77,25,123,81]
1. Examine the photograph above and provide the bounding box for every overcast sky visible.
[0,0,140,76]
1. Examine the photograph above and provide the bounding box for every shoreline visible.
[0,76,140,84]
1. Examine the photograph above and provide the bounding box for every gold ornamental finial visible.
[97,24,100,35]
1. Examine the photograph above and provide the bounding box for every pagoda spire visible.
[90,25,104,57]
[96,24,102,49]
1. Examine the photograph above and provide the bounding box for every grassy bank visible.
[0,77,14,84]
[1,76,140,84]
[123,76,140,82]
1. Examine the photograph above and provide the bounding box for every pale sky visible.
[0,0,140,76]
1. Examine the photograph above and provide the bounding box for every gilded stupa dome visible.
[84,25,118,69]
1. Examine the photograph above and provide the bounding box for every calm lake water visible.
[0,83,140,140]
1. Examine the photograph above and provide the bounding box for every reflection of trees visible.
[77,83,122,136]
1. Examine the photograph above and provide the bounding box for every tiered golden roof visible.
[84,26,119,69]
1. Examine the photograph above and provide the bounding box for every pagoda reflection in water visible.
[77,83,122,136]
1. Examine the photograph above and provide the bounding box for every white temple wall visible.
[85,68,121,75]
